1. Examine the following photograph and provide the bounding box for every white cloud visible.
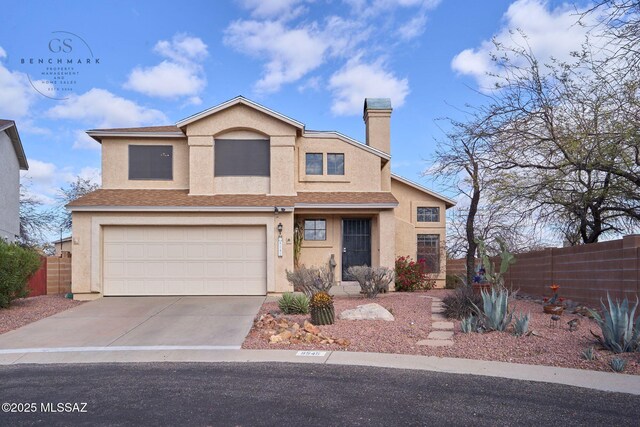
[451,0,606,90]
[72,130,101,150]
[224,20,327,93]
[329,57,409,115]
[124,34,208,99]
[239,0,308,20]
[21,159,57,185]
[47,88,167,128]
[153,34,208,63]
[398,13,428,40]
[0,56,38,118]
[125,61,205,98]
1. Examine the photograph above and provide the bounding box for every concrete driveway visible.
[0,296,264,350]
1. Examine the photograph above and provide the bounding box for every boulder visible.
[339,303,395,321]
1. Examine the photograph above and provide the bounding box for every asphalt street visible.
[1,362,638,426]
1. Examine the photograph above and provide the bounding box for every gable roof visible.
[176,96,305,130]
[0,119,28,170]
[391,173,456,208]
[83,96,392,161]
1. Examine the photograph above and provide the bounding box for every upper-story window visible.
[304,219,326,241]
[327,153,345,175]
[214,139,270,176]
[417,207,439,222]
[305,153,323,175]
[128,145,173,180]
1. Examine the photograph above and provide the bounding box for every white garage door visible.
[103,225,266,296]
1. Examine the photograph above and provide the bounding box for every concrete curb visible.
[0,347,637,395]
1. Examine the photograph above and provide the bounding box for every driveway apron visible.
[0,296,264,349]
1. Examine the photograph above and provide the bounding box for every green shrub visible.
[394,256,432,292]
[445,274,463,289]
[443,285,482,320]
[588,294,640,353]
[278,292,310,314]
[0,240,41,308]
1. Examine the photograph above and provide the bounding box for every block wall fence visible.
[447,235,640,308]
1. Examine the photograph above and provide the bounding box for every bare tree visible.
[428,116,496,284]
[18,183,57,247]
[57,177,99,231]
[469,41,639,243]
[585,1,640,68]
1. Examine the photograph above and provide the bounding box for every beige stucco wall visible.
[391,178,447,287]
[101,137,189,190]
[55,239,72,256]
[71,210,295,298]
[295,136,382,192]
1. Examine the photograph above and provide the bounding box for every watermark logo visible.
[20,31,100,100]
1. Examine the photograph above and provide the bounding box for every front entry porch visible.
[293,209,395,285]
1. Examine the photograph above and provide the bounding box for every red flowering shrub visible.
[394,256,433,292]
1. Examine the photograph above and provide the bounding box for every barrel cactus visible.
[310,291,335,325]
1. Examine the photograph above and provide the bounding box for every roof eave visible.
[86,131,187,143]
[2,122,28,170]
[303,130,391,160]
[391,174,456,208]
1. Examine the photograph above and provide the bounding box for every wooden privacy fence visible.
[447,235,640,308]
[26,255,72,297]
[27,257,47,297]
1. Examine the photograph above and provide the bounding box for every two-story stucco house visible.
[0,120,28,243]
[68,97,454,299]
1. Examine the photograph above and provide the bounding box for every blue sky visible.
[1,0,597,208]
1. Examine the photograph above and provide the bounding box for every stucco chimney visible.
[364,98,392,191]
[363,98,392,154]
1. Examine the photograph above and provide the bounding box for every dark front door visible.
[342,218,372,280]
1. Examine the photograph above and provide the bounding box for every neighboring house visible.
[53,236,73,256]
[0,120,28,243]
[68,97,454,299]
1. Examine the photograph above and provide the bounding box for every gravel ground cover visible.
[0,295,84,334]
[243,290,640,375]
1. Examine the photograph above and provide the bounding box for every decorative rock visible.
[303,320,320,335]
[432,321,455,330]
[416,339,453,347]
[339,303,395,321]
[335,338,351,346]
[428,330,454,340]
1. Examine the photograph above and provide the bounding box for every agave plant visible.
[609,357,627,373]
[580,346,597,361]
[473,288,513,332]
[513,312,530,337]
[278,292,310,315]
[588,294,640,353]
[460,315,478,333]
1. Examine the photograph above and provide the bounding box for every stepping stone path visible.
[417,297,455,347]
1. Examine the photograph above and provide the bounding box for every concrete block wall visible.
[46,257,72,295]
